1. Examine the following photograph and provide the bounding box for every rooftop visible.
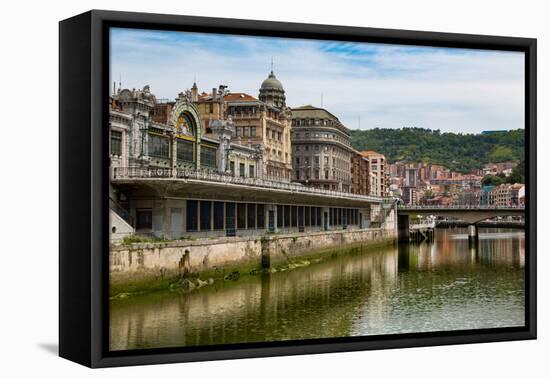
[360,150,386,158]
[291,105,340,122]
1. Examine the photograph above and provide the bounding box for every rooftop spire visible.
[270,56,274,74]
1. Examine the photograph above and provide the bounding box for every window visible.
[295,170,300,180]
[239,163,245,177]
[110,130,122,156]
[277,205,283,228]
[316,207,322,226]
[186,200,198,231]
[213,202,224,230]
[296,157,300,165]
[298,206,304,227]
[315,156,320,165]
[291,206,298,227]
[243,127,249,137]
[247,203,256,229]
[230,161,235,175]
[136,209,152,230]
[250,127,257,137]
[200,201,212,231]
[284,205,291,227]
[176,139,194,163]
[150,134,170,159]
[237,203,246,229]
[249,165,255,178]
[236,127,242,137]
[257,204,265,229]
[200,146,216,168]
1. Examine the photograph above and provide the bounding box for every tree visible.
[350,128,524,173]
[507,160,525,184]
[482,175,505,186]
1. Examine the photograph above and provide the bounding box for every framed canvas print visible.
[59,10,536,368]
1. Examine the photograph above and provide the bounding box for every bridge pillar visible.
[468,224,479,245]
[398,214,409,243]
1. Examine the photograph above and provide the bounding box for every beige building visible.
[290,105,354,192]
[194,71,293,181]
[360,150,389,197]
[489,183,524,207]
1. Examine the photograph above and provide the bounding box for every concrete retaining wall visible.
[110,228,396,294]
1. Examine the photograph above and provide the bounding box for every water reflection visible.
[110,228,525,351]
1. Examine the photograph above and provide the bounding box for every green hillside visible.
[350,128,524,173]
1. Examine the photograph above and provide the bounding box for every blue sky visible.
[110,27,524,133]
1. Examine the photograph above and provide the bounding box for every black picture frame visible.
[59,9,537,368]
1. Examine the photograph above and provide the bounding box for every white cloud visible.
[110,28,524,134]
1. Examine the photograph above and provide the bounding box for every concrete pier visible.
[468,224,479,247]
[398,214,410,243]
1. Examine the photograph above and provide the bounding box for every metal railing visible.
[398,204,525,210]
[109,197,133,226]
[112,166,388,203]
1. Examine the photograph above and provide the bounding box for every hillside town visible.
[389,161,525,207]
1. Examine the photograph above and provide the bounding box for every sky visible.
[110,27,525,134]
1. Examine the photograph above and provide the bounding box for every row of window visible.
[294,168,352,182]
[235,126,257,138]
[186,201,265,231]
[136,203,362,233]
[146,135,217,168]
[292,118,336,127]
[274,206,360,228]
[267,128,283,141]
[292,131,350,145]
[295,155,350,169]
[229,161,255,178]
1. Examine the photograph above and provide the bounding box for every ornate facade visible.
[110,86,215,172]
[196,71,293,181]
[290,105,354,192]
[108,86,390,241]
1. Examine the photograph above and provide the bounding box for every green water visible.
[109,228,525,351]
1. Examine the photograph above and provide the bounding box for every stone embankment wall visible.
[110,228,396,295]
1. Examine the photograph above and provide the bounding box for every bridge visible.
[396,206,525,243]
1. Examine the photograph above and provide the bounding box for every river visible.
[109,228,525,351]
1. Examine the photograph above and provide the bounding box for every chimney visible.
[212,88,217,101]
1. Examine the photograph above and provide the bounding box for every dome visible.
[261,71,284,91]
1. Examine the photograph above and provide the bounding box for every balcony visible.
[112,166,386,204]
